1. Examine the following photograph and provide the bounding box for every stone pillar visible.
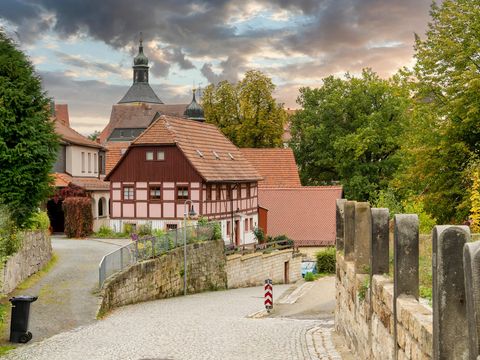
[393,214,419,360]
[344,201,356,261]
[354,202,371,274]
[371,208,390,275]
[432,225,470,360]
[336,199,347,251]
[464,240,480,360]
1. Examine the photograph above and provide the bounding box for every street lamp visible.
[183,200,197,296]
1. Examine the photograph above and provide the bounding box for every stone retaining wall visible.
[99,240,227,314]
[226,249,301,288]
[1,230,52,294]
[336,252,433,360]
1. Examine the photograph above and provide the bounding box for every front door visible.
[235,220,240,246]
[284,261,290,284]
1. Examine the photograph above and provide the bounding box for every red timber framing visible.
[108,145,259,221]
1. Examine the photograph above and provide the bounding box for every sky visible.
[0,0,433,135]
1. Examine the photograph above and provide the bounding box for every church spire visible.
[133,34,149,83]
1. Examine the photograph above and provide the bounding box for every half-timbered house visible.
[105,114,262,245]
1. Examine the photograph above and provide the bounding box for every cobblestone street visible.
[5,284,346,360]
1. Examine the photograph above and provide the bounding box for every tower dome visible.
[184,89,205,121]
[134,38,148,66]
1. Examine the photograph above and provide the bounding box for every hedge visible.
[63,197,92,238]
[316,247,336,273]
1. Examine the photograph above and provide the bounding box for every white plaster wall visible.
[68,145,99,177]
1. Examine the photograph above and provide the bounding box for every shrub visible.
[253,227,266,243]
[63,197,93,238]
[25,210,50,231]
[304,272,315,282]
[137,223,152,236]
[316,247,336,273]
[96,225,114,238]
[123,223,134,235]
[0,206,21,257]
[212,222,222,241]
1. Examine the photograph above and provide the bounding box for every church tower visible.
[118,36,163,104]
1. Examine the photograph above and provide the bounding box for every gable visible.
[107,145,203,183]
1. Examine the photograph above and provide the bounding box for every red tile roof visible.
[55,120,104,149]
[258,186,343,246]
[53,173,109,190]
[107,115,262,182]
[104,141,131,174]
[240,148,301,188]
[99,103,188,143]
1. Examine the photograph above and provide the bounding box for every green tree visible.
[393,0,480,223]
[290,69,410,202]
[88,130,101,141]
[0,32,58,226]
[203,70,286,148]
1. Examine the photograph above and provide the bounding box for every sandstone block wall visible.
[226,249,301,288]
[1,230,52,294]
[99,240,227,313]
[336,254,433,360]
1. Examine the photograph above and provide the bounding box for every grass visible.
[16,253,58,290]
[304,272,330,281]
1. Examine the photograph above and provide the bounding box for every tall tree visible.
[0,32,58,226]
[203,70,286,148]
[291,69,410,202]
[393,0,480,223]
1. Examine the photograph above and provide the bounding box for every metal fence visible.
[99,223,217,288]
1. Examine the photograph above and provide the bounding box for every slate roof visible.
[55,120,104,149]
[106,115,262,182]
[258,186,343,246]
[99,103,189,143]
[240,148,301,188]
[53,173,109,190]
[118,82,163,105]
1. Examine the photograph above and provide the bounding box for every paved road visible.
[6,237,124,343]
[5,275,353,360]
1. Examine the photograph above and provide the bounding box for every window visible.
[157,151,165,160]
[94,153,97,173]
[206,185,212,201]
[245,218,249,232]
[216,186,222,201]
[146,151,154,161]
[226,221,231,236]
[98,198,104,217]
[123,186,134,201]
[81,152,85,173]
[166,224,177,231]
[99,154,104,174]
[176,186,189,200]
[149,186,161,200]
[246,183,251,198]
[250,218,254,230]
[88,153,92,173]
[226,185,231,200]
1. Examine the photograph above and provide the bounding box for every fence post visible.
[393,214,419,360]
[336,199,347,251]
[464,240,480,360]
[433,225,470,360]
[354,202,371,274]
[371,208,390,275]
[344,201,356,261]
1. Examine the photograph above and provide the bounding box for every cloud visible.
[53,50,121,74]
[1,0,433,119]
